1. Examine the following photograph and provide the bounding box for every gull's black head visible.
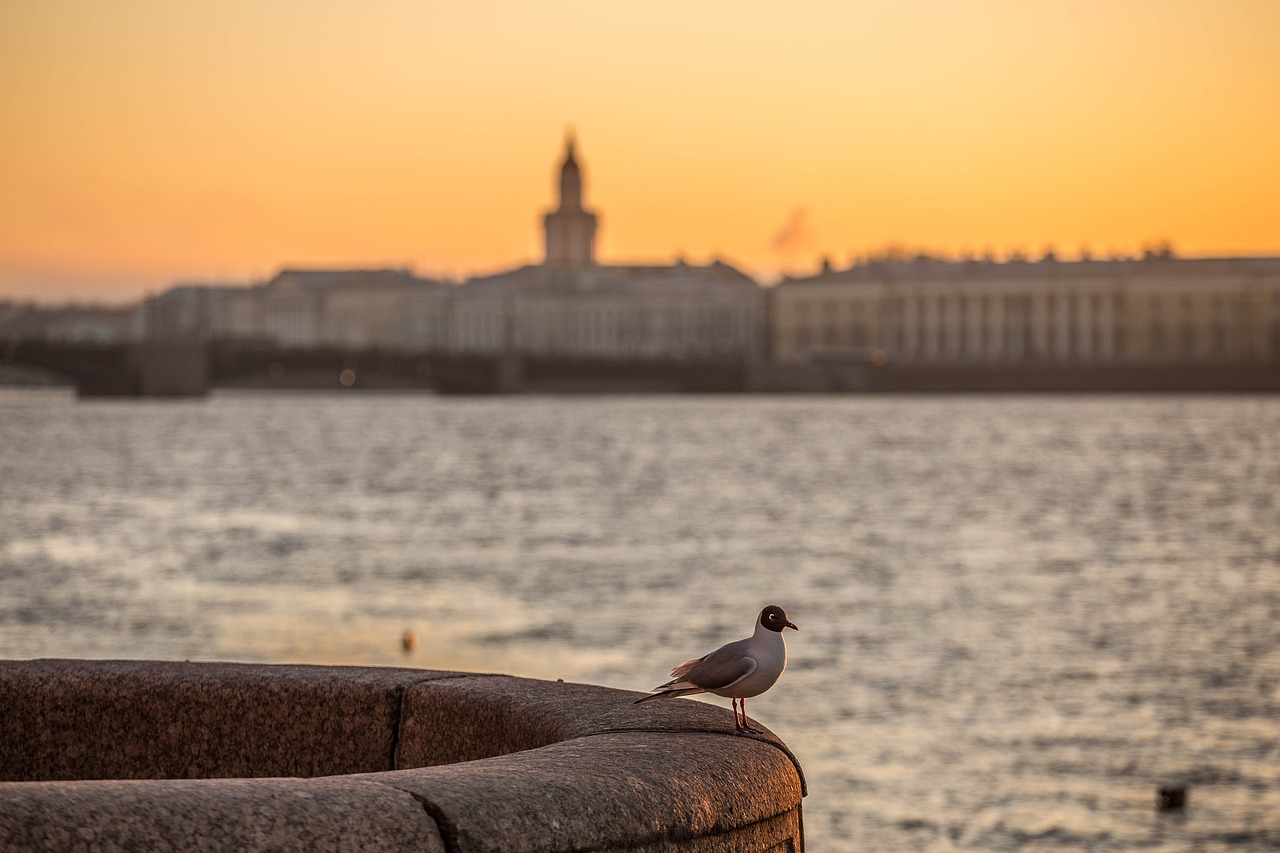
[760,605,798,633]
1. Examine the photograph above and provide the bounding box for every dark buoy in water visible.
[401,629,418,653]
[1157,782,1187,811]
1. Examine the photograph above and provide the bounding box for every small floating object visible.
[1157,782,1187,811]
[401,629,418,653]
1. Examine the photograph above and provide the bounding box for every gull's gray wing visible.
[684,638,758,690]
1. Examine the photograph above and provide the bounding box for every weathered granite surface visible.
[0,660,805,852]
[0,660,446,781]
[388,733,803,853]
[0,776,448,853]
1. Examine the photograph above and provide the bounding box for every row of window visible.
[787,317,1280,362]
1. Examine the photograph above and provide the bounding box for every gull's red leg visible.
[741,699,761,733]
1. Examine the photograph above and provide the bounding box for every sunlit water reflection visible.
[3,389,1279,851]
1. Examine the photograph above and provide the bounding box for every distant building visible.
[437,260,762,358]
[257,268,442,348]
[0,302,136,343]
[139,284,244,342]
[431,134,765,359]
[770,255,1280,365]
[141,272,445,349]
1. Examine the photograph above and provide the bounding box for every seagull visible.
[634,604,798,733]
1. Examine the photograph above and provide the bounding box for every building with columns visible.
[770,254,1280,366]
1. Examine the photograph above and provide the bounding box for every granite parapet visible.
[0,659,804,852]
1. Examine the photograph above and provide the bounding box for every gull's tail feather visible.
[633,684,705,704]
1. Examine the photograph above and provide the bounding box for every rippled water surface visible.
[3,389,1279,850]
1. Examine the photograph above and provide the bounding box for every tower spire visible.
[556,131,583,212]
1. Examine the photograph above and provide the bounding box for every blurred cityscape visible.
[3,136,1279,395]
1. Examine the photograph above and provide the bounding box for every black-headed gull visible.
[635,604,797,732]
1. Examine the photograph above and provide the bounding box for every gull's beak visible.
[785,620,798,631]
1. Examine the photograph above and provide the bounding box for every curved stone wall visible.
[0,660,805,851]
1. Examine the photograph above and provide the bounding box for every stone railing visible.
[0,660,805,851]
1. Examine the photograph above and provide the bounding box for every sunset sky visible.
[2,0,1278,302]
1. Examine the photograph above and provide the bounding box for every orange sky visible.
[2,0,1278,302]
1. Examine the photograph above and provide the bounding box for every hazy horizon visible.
[3,0,1279,303]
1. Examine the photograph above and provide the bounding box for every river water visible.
[2,389,1279,851]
